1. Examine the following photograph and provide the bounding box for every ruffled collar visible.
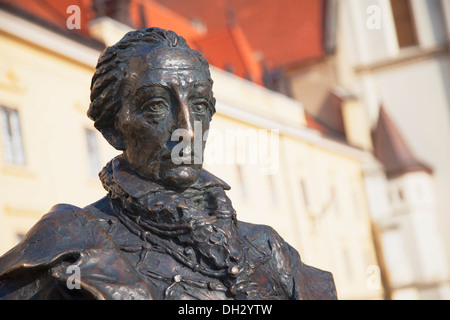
[99,156,230,200]
[98,156,248,282]
[97,156,271,299]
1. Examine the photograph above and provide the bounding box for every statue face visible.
[116,46,214,190]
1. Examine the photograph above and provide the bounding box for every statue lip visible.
[177,156,194,164]
[165,146,199,165]
[176,151,197,164]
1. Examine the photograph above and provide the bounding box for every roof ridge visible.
[373,106,432,178]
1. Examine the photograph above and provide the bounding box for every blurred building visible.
[156,0,450,299]
[0,0,387,299]
[333,0,450,300]
[280,0,450,300]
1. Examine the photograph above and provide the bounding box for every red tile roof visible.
[153,0,326,69]
[194,24,263,85]
[0,0,202,44]
[0,0,96,35]
[0,0,263,82]
[128,0,202,46]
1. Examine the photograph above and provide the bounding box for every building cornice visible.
[0,8,101,68]
[215,99,375,163]
[354,44,450,74]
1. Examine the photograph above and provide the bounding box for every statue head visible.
[88,27,216,191]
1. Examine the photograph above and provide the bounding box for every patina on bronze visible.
[0,28,337,300]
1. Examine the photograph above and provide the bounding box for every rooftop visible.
[373,106,433,178]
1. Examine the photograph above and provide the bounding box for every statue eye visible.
[191,100,209,115]
[141,99,168,115]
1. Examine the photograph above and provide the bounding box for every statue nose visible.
[176,102,194,140]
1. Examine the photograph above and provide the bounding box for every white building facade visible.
[335,0,450,299]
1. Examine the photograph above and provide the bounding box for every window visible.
[342,248,354,282]
[235,164,247,199]
[299,179,310,208]
[330,185,339,215]
[390,0,418,48]
[351,190,361,218]
[85,128,101,177]
[0,106,26,165]
[15,233,25,244]
[267,174,277,204]
[381,228,413,283]
[398,188,404,202]
[415,184,423,200]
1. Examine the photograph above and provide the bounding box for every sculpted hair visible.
[87,27,214,149]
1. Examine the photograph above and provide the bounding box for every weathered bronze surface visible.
[0,28,336,300]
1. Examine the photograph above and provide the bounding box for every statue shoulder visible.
[237,220,280,241]
[0,202,114,279]
[237,220,337,300]
[0,200,154,300]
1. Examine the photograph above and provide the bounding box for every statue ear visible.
[100,127,126,151]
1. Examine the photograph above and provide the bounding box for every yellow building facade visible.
[0,11,116,250]
[0,11,384,299]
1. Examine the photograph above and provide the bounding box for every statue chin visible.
[160,165,201,191]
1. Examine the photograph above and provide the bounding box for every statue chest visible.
[119,242,291,300]
[96,201,294,300]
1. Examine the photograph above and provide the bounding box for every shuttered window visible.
[0,106,26,165]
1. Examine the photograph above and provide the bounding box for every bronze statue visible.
[0,28,336,300]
